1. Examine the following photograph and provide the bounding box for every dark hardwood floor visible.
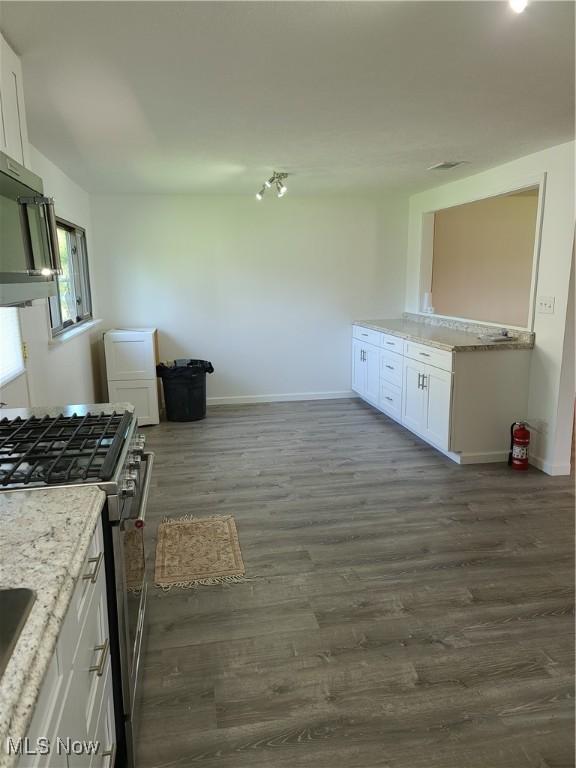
[136,398,575,768]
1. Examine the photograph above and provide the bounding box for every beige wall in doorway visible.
[431,189,539,327]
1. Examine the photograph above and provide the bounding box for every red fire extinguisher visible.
[509,421,530,470]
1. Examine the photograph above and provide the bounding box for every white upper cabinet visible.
[0,32,30,166]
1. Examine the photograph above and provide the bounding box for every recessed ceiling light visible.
[427,161,468,171]
[509,0,528,13]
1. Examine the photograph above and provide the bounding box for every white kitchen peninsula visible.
[352,314,535,464]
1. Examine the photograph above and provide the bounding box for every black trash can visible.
[156,359,214,421]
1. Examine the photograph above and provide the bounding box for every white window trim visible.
[49,220,93,337]
[48,317,102,348]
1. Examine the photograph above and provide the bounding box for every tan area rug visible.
[154,514,246,589]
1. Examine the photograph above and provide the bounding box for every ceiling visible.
[0,1,573,195]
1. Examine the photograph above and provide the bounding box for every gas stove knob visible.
[127,453,142,470]
[120,479,136,498]
[132,434,146,455]
[126,468,139,482]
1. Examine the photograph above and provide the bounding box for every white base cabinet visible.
[104,328,160,426]
[352,324,531,464]
[19,519,116,768]
[352,339,379,405]
[402,357,452,451]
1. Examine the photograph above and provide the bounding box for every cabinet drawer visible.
[380,333,404,354]
[379,381,402,422]
[60,521,104,662]
[23,651,65,765]
[353,325,382,347]
[380,350,403,388]
[90,664,115,768]
[404,341,453,372]
[58,581,110,764]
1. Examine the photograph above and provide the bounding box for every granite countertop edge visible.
[354,319,534,352]
[0,487,106,767]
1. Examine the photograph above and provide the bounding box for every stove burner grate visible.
[0,411,132,487]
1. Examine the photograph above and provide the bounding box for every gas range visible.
[0,404,153,768]
[0,407,145,520]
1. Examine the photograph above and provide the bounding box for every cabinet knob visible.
[120,479,136,498]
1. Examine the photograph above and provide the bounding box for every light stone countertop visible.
[0,487,106,767]
[355,318,535,352]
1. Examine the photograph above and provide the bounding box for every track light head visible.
[255,171,289,201]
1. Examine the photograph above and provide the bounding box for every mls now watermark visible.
[6,737,101,757]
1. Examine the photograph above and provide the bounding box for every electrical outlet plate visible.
[537,296,555,314]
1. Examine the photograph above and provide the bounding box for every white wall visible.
[91,195,408,403]
[405,141,575,474]
[15,146,101,407]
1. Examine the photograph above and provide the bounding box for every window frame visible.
[49,218,93,338]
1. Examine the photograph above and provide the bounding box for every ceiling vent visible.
[427,161,467,171]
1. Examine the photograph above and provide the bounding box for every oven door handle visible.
[133,451,154,524]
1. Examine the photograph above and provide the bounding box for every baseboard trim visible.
[456,451,509,465]
[207,390,356,405]
[529,455,572,476]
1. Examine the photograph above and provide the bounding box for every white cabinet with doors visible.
[352,323,532,465]
[19,518,115,768]
[352,326,381,405]
[0,32,30,166]
[402,354,452,451]
[104,328,160,426]
[401,356,426,435]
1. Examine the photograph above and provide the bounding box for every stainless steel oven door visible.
[117,450,154,765]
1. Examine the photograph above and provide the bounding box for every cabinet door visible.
[89,664,115,768]
[422,364,452,450]
[58,570,110,767]
[0,34,29,166]
[104,330,157,380]
[402,358,425,434]
[107,379,160,426]
[351,339,366,396]
[364,344,380,404]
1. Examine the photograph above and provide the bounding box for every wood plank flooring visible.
[136,398,574,768]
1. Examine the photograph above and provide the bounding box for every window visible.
[49,220,93,336]
[0,307,25,386]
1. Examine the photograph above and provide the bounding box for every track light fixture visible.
[256,171,289,200]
